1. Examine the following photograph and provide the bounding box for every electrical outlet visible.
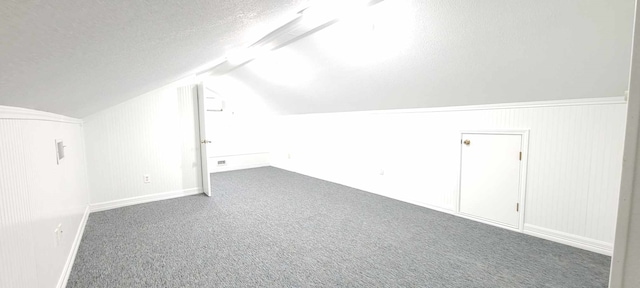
[143,174,151,183]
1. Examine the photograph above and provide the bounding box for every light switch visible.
[55,139,65,164]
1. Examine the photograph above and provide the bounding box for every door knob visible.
[463,139,471,145]
[201,140,211,144]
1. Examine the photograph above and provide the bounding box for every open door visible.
[197,83,212,196]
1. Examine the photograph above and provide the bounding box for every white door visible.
[459,133,522,228]
[196,83,212,196]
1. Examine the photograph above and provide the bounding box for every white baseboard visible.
[57,205,90,288]
[377,193,457,215]
[90,188,203,212]
[273,164,456,213]
[272,164,613,256]
[523,224,613,255]
[212,163,270,173]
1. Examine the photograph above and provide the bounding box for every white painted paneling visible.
[270,99,626,254]
[0,108,89,288]
[84,80,202,205]
[0,120,37,288]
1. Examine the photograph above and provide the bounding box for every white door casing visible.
[458,131,529,230]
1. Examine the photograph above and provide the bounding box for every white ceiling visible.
[1,0,635,118]
[217,0,635,114]
[0,0,309,118]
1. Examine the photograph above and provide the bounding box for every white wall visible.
[83,79,202,209]
[82,74,278,208]
[202,76,276,173]
[205,112,273,172]
[224,0,634,114]
[0,106,90,288]
[270,98,627,254]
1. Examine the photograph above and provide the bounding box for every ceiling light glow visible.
[300,0,373,28]
[226,46,270,65]
[248,47,314,86]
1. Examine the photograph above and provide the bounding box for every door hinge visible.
[516,203,520,212]
[519,152,522,160]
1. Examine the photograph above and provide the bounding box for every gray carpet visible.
[67,167,611,287]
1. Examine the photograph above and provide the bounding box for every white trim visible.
[90,188,203,212]
[394,96,626,113]
[274,162,614,255]
[610,2,640,286]
[272,163,458,214]
[383,195,458,216]
[211,162,270,173]
[455,211,522,232]
[0,105,83,124]
[285,96,627,118]
[276,162,526,235]
[456,130,530,232]
[208,152,270,158]
[524,224,613,255]
[57,205,90,288]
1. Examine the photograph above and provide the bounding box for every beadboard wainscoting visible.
[83,81,203,205]
[0,106,90,288]
[270,98,627,255]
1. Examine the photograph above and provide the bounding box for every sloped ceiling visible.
[216,0,634,115]
[0,0,308,118]
[1,0,634,118]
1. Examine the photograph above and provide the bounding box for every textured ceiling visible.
[0,0,308,118]
[220,0,634,115]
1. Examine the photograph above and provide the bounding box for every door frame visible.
[196,82,212,196]
[455,129,530,232]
